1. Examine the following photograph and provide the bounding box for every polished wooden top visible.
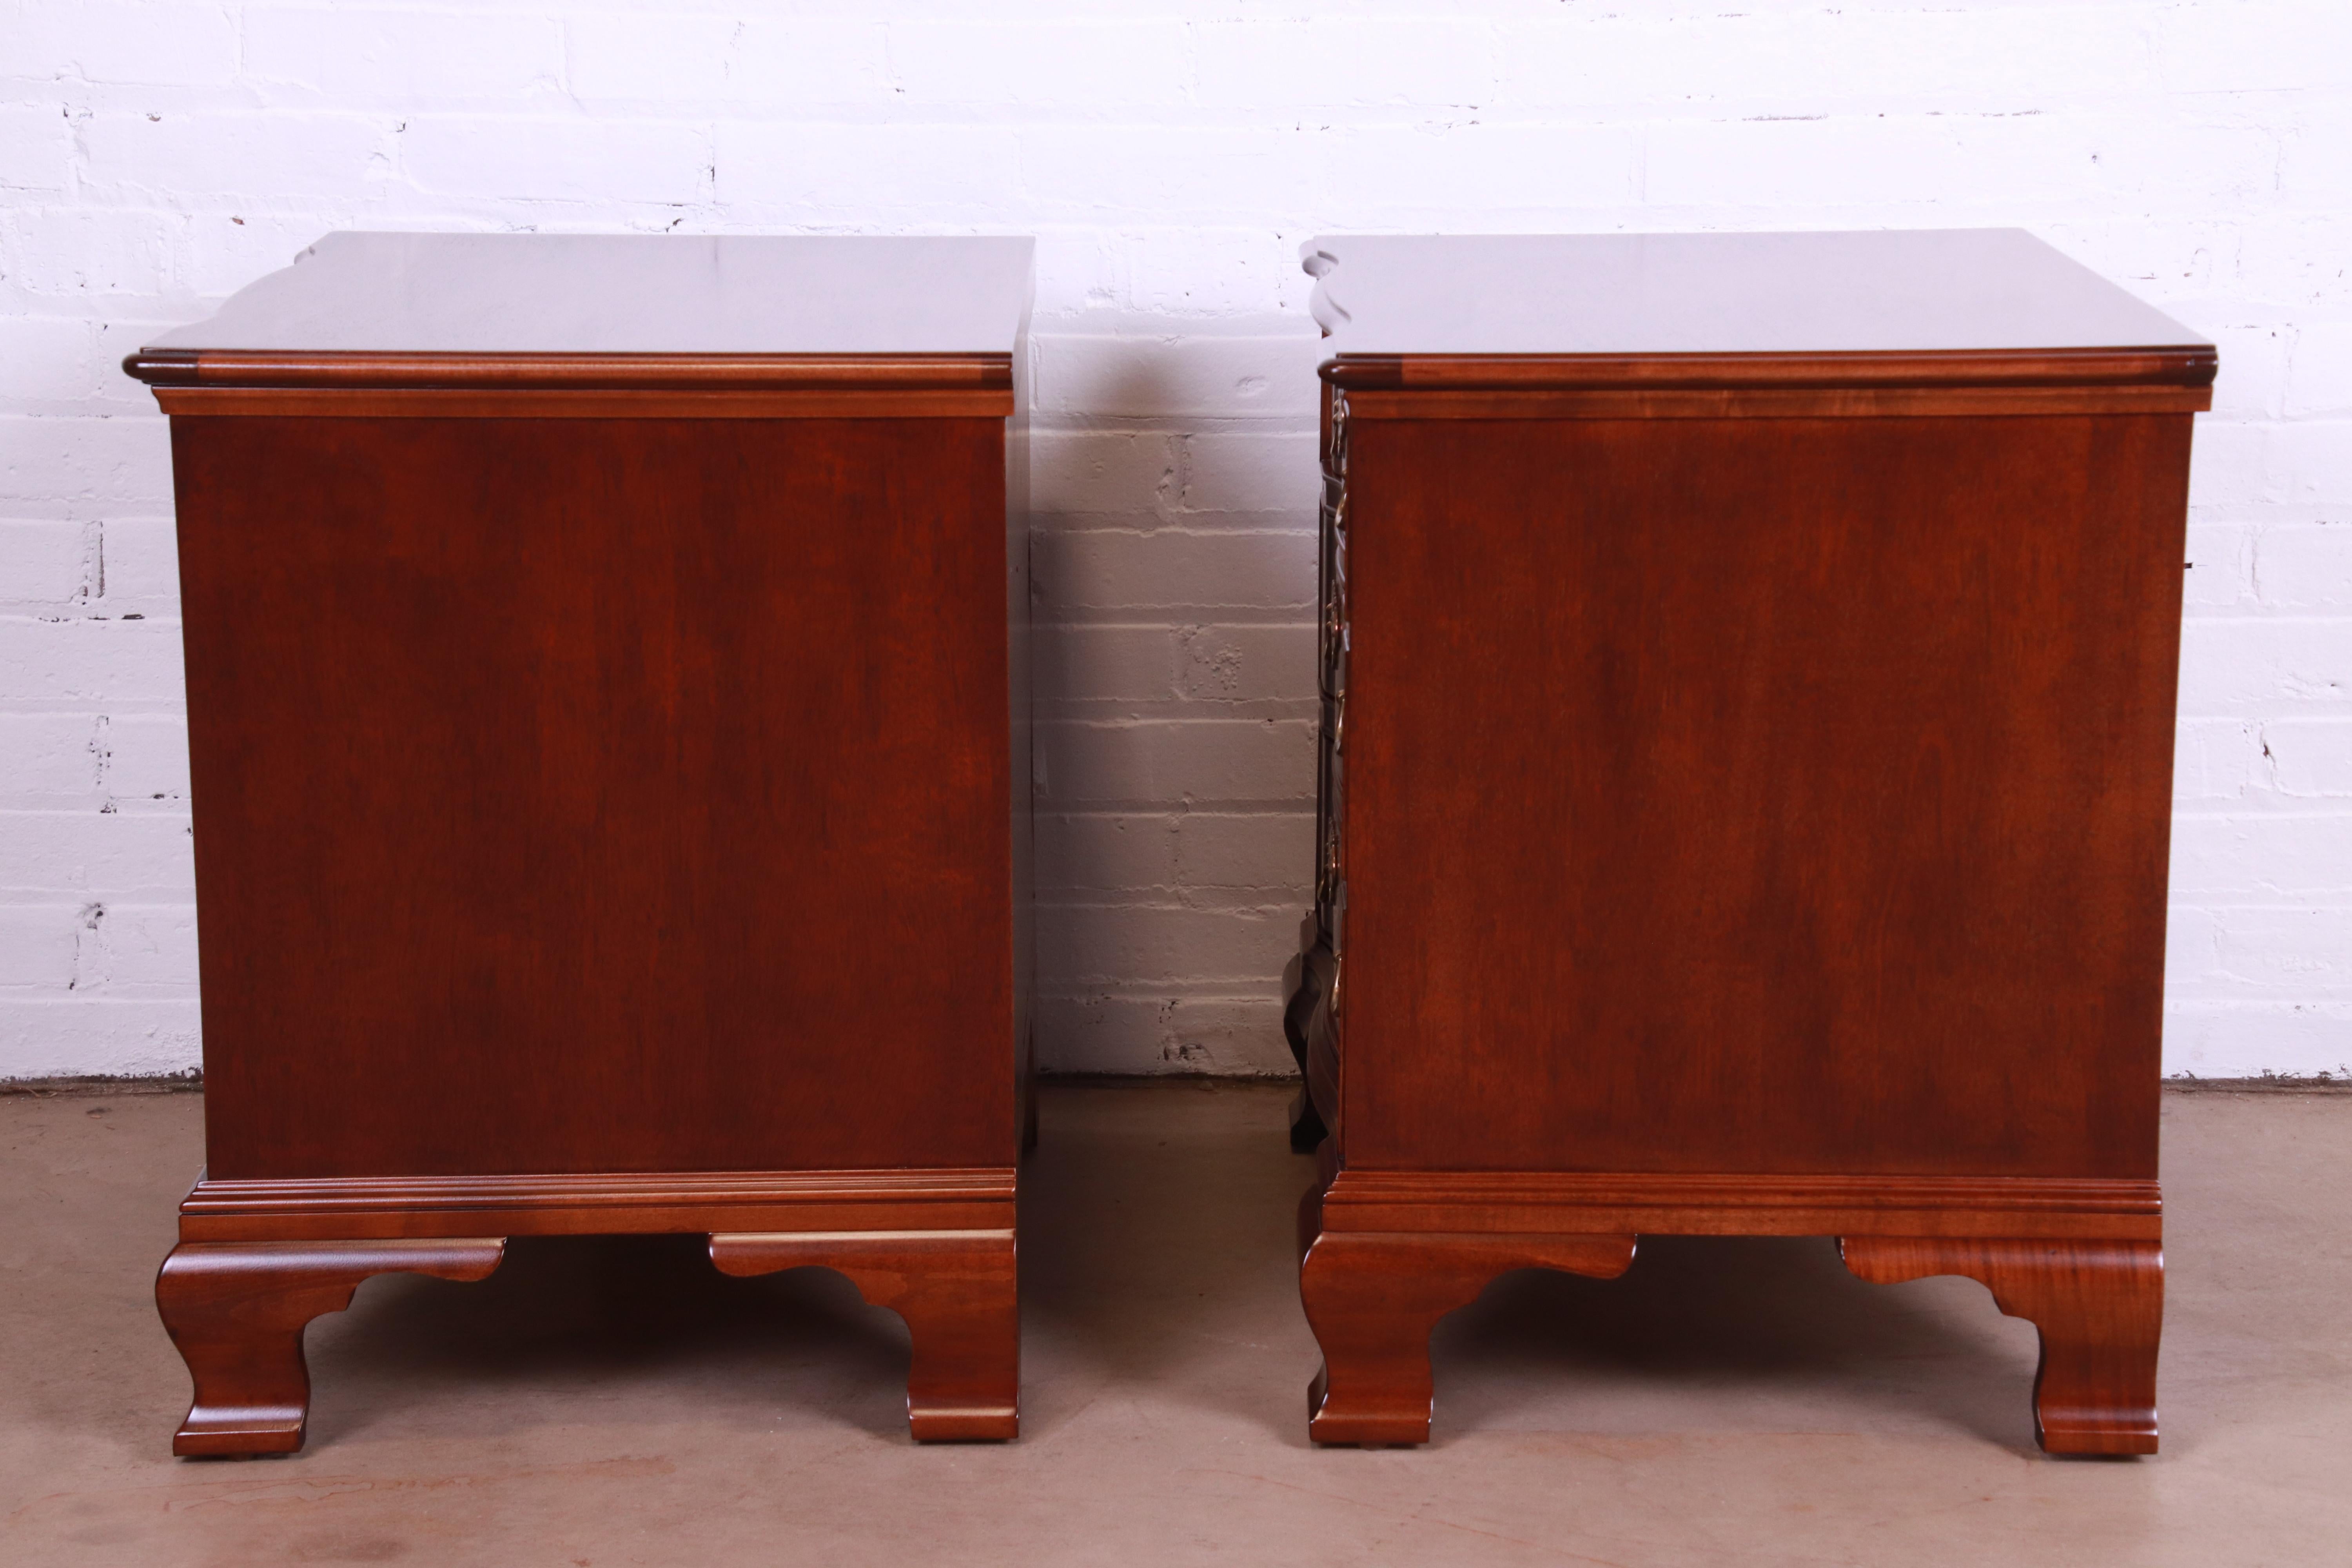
[1304,230,2209,365]
[137,231,1033,359]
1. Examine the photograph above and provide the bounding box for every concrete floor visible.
[1,1083,2345,1567]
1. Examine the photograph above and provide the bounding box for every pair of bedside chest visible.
[129,229,2210,1458]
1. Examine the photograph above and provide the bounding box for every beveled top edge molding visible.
[1323,1169,2162,1214]
[183,1165,1020,1214]
[1321,346,2218,394]
[124,348,1014,393]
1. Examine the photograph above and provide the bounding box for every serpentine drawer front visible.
[1283,229,2210,1455]
[129,232,1036,1454]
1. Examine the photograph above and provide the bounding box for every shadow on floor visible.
[307,1235,917,1447]
[1432,1236,2039,1450]
[294,1085,2042,1454]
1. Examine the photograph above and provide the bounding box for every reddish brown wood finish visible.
[1290,235,2208,1454]
[155,1238,506,1456]
[169,412,1016,1181]
[1300,1164,2162,1450]
[130,235,1033,1454]
[1842,1236,2163,1455]
[1342,410,2189,1180]
[1323,347,2216,393]
[711,1230,1020,1440]
[127,348,1015,390]
[154,388,1011,419]
[1314,1169,2163,1242]
[174,1168,1017,1241]
[160,1171,1018,1451]
[1299,1224,1635,1445]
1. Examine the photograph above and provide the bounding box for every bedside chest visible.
[128,232,1035,1453]
[1286,230,2211,1455]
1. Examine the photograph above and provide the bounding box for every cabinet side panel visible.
[174,415,1016,1178]
[1341,414,2188,1179]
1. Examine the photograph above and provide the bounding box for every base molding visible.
[158,1167,1020,1455]
[1843,1234,2162,1455]
[1299,1165,2163,1455]
[713,1229,1019,1440]
[178,1166,1016,1241]
[1301,1229,1635,1445]
[155,1237,506,1457]
[1317,1168,2161,1240]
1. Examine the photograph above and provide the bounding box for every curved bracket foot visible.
[710,1229,1019,1441]
[154,1238,506,1457]
[1299,1230,1636,1446]
[1841,1235,2162,1455]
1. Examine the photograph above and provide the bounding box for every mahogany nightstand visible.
[1285,230,2211,1455]
[127,232,1035,1453]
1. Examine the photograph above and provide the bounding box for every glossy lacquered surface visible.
[1303,229,2209,356]
[174,414,1015,1180]
[1343,412,2188,1180]
[148,231,1036,356]
[156,1239,507,1455]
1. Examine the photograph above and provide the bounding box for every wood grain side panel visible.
[172,415,1016,1179]
[1341,414,2190,1179]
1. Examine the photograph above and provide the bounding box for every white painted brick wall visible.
[1,0,2346,1080]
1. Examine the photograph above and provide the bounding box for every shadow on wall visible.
[1023,319,1325,1080]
